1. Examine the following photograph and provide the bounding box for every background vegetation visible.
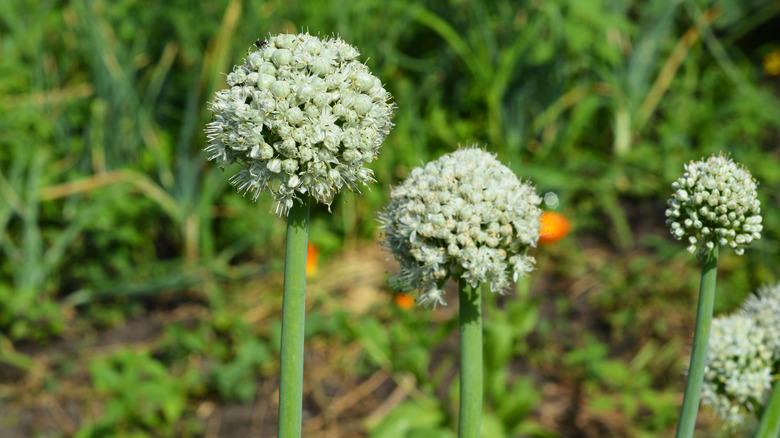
[1,0,780,436]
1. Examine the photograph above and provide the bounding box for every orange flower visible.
[306,243,320,277]
[538,211,571,244]
[393,293,415,310]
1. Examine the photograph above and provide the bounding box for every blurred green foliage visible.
[1,0,780,436]
[160,308,275,403]
[77,350,202,437]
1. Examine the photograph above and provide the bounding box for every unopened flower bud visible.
[271,48,292,66]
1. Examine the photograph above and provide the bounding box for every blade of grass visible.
[20,149,44,292]
[200,0,242,97]
[634,6,721,131]
[682,0,746,90]
[407,4,486,83]
[0,334,35,371]
[63,259,204,306]
[40,169,181,222]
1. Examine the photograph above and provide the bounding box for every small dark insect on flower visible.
[254,39,268,49]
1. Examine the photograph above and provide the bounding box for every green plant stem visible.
[458,279,483,438]
[675,245,719,438]
[278,197,310,438]
[754,376,780,438]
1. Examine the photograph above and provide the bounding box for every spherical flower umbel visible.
[700,313,773,429]
[378,147,542,307]
[742,282,780,358]
[665,154,762,257]
[204,33,394,216]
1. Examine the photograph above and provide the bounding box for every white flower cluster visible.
[665,154,762,257]
[205,33,394,216]
[378,148,542,307]
[700,314,773,428]
[742,283,780,359]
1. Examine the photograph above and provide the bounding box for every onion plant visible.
[204,32,393,437]
[700,313,772,429]
[742,284,780,437]
[665,154,762,438]
[694,282,780,435]
[379,147,542,437]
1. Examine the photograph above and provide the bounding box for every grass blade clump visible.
[665,154,762,438]
[379,147,542,437]
[204,32,393,437]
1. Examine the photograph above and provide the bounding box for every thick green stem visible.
[458,280,483,438]
[278,197,310,438]
[675,245,719,438]
[754,376,780,438]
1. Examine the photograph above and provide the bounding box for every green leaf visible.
[484,318,514,371]
[496,376,540,430]
[350,317,392,368]
[481,411,508,438]
[369,399,450,438]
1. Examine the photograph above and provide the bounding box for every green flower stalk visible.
[458,279,483,438]
[278,198,309,437]
[379,147,541,437]
[205,33,393,437]
[665,154,762,438]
